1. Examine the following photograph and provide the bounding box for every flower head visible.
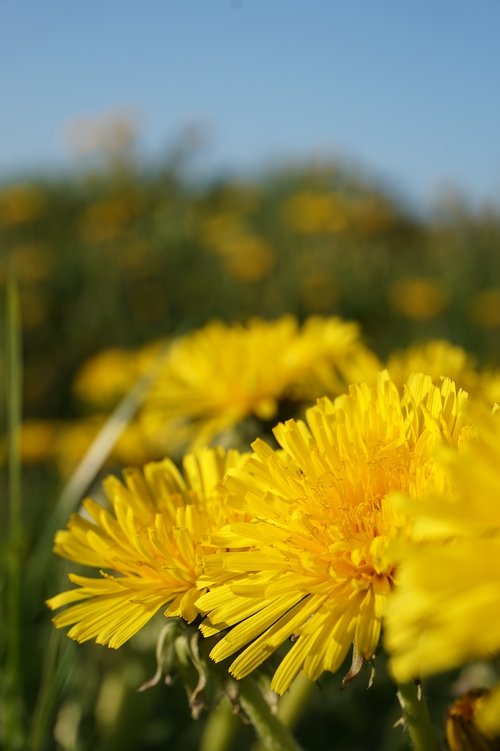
[47,447,245,648]
[140,316,378,452]
[197,372,468,694]
[445,690,500,750]
[385,406,500,736]
[386,340,475,392]
[386,338,500,409]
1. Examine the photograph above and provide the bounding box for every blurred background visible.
[2,2,500,749]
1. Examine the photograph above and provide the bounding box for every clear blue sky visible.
[2,1,500,209]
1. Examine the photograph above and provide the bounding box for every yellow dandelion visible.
[386,339,475,392]
[18,419,60,465]
[389,277,448,320]
[73,348,142,408]
[282,191,350,234]
[386,338,500,410]
[218,233,275,282]
[385,407,500,736]
[477,369,500,407]
[140,316,376,452]
[0,184,45,226]
[79,195,143,244]
[197,371,468,694]
[47,447,245,648]
[446,690,500,749]
[72,340,163,409]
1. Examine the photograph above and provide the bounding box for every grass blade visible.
[2,279,25,750]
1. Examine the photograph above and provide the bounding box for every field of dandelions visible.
[1,141,500,751]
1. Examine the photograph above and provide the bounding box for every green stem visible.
[252,674,315,751]
[238,677,303,751]
[199,697,240,751]
[3,279,25,750]
[397,680,440,751]
[26,630,75,751]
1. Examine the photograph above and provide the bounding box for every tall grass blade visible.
[26,630,75,751]
[2,279,25,750]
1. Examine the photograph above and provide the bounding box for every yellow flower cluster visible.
[282,190,395,236]
[39,322,498,478]
[47,317,500,741]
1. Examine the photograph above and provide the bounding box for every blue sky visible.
[2,1,500,209]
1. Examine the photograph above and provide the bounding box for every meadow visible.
[1,145,500,751]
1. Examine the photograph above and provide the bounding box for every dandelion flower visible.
[385,407,500,735]
[386,338,500,408]
[389,278,447,320]
[445,689,500,748]
[386,339,475,392]
[197,371,468,694]
[141,316,378,452]
[47,448,244,648]
[72,340,164,409]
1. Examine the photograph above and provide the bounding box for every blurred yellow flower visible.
[201,213,247,249]
[282,190,396,236]
[470,288,500,328]
[282,191,350,234]
[386,338,500,410]
[0,420,59,466]
[0,184,45,226]
[201,214,274,281]
[389,277,448,320]
[47,448,245,648]
[73,349,137,408]
[197,372,468,694]
[140,316,377,452]
[385,406,500,736]
[219,234,275,282]
[79,194,143,244]
[386,339,475,391]
[475,369,500,405]
[72,341,163,409]
[19,419,60,464]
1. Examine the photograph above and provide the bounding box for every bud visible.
[138,618,279,722]
[139,619,214,718]
[446,690,500,751]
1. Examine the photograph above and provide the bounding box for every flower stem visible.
[252,674,315,751]
[3,279,25,750]
[397,680,440,751]
[238,677,303,751]
[199,697,240,751]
